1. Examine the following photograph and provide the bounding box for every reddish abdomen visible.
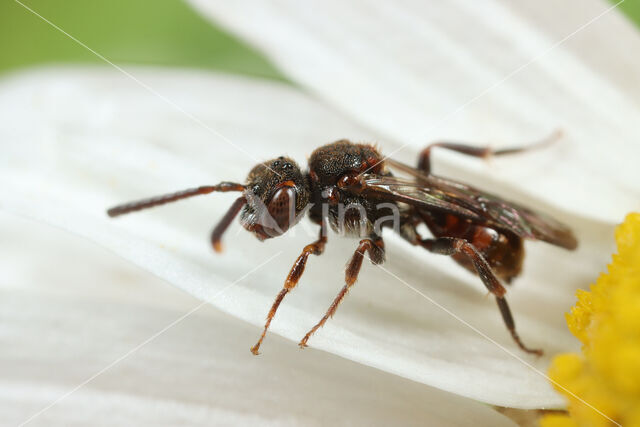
[422,212,524,283]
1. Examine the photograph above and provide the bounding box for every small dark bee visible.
[108,137,577,356]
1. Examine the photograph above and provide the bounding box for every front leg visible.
[251,221,328,355]
[421,237,542,356]
[299,236,385,348]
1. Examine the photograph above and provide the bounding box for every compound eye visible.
[264,185,296,236]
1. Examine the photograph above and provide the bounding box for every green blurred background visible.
[1,0,638,80]
[0,0,285,80]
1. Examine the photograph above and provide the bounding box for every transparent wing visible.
[360,175,484,221]
[364,161,577,250]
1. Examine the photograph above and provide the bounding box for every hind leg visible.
[417,131,561,174]
[421,237,542,355]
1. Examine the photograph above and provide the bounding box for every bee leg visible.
[299,237,385,348]
[417,130,562,174]
[421,237,543,356]
[250,224,327,355]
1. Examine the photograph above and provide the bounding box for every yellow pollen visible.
[541,213,640,427]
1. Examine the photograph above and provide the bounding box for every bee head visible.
[241,156,310,240]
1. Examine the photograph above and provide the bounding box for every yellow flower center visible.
[541,213,640,427]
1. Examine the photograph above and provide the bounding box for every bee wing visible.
[475,191,578,250]
[360,175,484,221]
[367,160,577,250]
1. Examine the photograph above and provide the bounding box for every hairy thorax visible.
[307,140,395,237]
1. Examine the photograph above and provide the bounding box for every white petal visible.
[0,68,611,408]
[189,0,640,223]
[0,212,515,427]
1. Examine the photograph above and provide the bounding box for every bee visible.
[108,136,577,356]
